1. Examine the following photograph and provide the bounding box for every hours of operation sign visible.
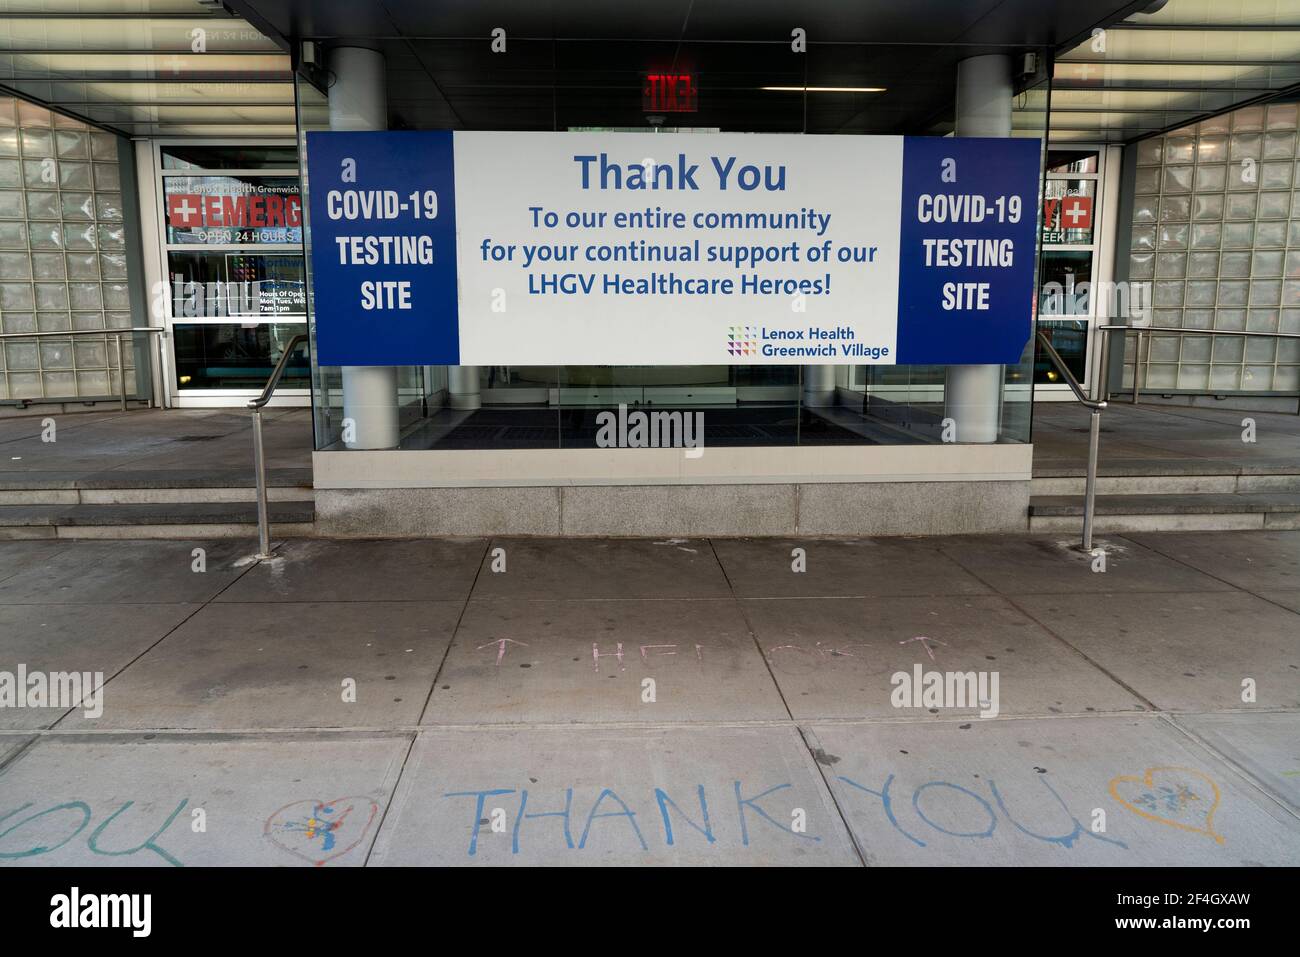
[305,130,1040,366]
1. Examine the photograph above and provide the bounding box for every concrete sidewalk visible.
[0,530,1297,866]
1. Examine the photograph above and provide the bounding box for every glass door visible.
[1036,147,1103,393]
[154,140,309,405]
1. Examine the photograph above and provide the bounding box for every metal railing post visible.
[251,408,271,559]
[1132,330,1143,405]
[114,332,128,411]
[1083,407,1101,552]
[1095,325,1111,404]
[152,328,167,409]
[246,333,308,561]
[1036,329,1107,552]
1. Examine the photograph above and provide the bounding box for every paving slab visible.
[1034,437,1201,464]
[1134,434,1300,462]
[58,601,462,730]
[423,598,787,724]
[712,537,992,598]
[1149,405,1300,427]
[1033,402,1300,477]
[1126,529,1300,592]
[1174,712,1300,813]
[741,595,1143,720]
[0,733,411,866]
[151,432,308,473]
[0,540,256,604]
[1258,591,1300,613]
[0,500,313,528]
[217,538,487,604]
[0,734,33,766]
[0,467,311,490]
[936,535,1235,594]
[368,726,859,865]
[469,537,731,600]
[1014,590,1300,711]
[0,413,245,471]
[0,409,311,476]
[0,540,66,583]
[0,603,199,730]
[806,715,1300,866]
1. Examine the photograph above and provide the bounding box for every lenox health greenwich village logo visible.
[729,323,890,360]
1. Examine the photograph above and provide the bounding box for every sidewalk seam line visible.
[43,541,281,733]
[415,537,494,726]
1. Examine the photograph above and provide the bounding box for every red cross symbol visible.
[167,194,202,227]
[1061,195,1092,229]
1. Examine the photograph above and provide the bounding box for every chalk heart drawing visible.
[264,797,380,866]
[1108,766,1225,845]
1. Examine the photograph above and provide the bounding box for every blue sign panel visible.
[894,136,1040,365]
[306,130,460,365]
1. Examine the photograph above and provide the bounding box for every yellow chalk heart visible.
[1109,766,1225,845]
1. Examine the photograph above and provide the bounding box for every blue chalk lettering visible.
[912,782,997,839]
[444,788,515,857]
[655,785,715,847]
[836,774,926,848]
[734,780,819,846]
[0,801,91,859]
[87,799,189,868]
[513,788,575,854]
[990,778,1128,851]
[579,788,647,851]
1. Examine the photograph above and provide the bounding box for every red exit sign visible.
[643,73,697,113]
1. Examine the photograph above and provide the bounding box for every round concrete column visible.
[448,365,482,410]
[802,365,836,408]
[944,53,1012,443]
[328,46,399,449]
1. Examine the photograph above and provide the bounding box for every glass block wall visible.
[1129,101,1300,395]
[0,96,134,402]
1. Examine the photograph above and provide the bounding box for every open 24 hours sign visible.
[305,130,1040,366]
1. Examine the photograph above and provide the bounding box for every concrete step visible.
[0,468,314,505]
[1029,492,1300,533]
[1030,472,1300,496]
[0,500,316,540]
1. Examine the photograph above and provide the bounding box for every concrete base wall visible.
[315,480,1031,537]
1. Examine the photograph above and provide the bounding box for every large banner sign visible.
[306,131,1040,366]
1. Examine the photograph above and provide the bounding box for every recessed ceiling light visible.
[761,86,887,93]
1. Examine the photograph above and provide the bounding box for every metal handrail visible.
[1037,329,1107,552]
[1097,324,1300,411]
[0,327,164,338]
[1097,324,1300,339]
[1036,330,1106,411]
[249,333,309,410]
[246,333,309,558]
[0,326,166,411]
